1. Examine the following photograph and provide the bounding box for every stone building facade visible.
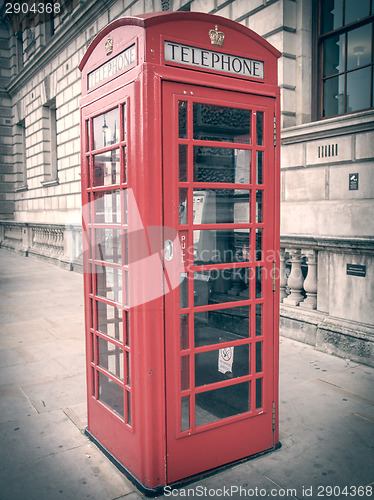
[0,0,373,365]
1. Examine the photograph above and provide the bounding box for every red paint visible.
[80,11,280,490]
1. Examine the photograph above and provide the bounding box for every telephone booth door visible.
[80,11,280,492]
[163,82,278,483]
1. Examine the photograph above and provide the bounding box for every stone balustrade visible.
[280,246,318,310]
[0,221,83,271]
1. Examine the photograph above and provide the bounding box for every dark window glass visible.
[98,372,124,418]
[318,0,373,117]
[193,189,250,224]
[321,0,343,34]
[344,0,370,25]
[193,147,251,184]
[195,382,250,426]
[194,305,250,347]
[193,103,251,144]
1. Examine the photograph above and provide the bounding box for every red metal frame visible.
[80,11,280,491]
[163,82,278,482]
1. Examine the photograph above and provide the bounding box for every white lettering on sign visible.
[88,44,136,89]
[164,41,264,79]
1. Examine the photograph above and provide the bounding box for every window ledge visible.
[41,179,59,187]
[281,109,374,144]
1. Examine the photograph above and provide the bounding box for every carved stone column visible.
[283,248,304,306]
[279,248,287,302]
[300,249,317,309]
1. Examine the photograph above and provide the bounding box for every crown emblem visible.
[209,25,225,47]
[105,37,114,56]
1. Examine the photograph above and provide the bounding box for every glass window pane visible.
[193,147,251,184]
[256,267,262,298]
[323,35,345,77]
[194,269,249,307]
[347,24,372,70]
[255,341,263,373]
[122,104,126,142]
[98,338,124,380]
[344,0,370,25]
[256,151,263,184]
[93,108,120,150]
[97,302,123,342]
[180,273,188,308]
[321,0,343,33]
[180,314,189,350]
[256,111,263,145]
[98,372,124,418]
[179,144,188,182]
[86,120,90,152]
[195,344,249,386]
[256,303,262,337]
[122,147,127,184]
[93,190,121,224]
[126,351,130,386]
[193,189,250,224]
[255,377,263,409]
[181,355,189,390]
[347,67,371,112]
[179,100,187,138]
[96,265,122,303]
[256,190,263,223]
[95,228,121,263]
[93,149,120,186]
[193,103,251,144]
[194,305,250,347]
[255,229,263,261]
[195,382,250,426]
[126,390,131,425]
[194,229,250,265]
[179,189,188,224]
[323,75,345,117]
[181,396,190,431]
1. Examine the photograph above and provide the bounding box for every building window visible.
[15,119,27,190]
[318,0,374,118]
[41,98,59,186]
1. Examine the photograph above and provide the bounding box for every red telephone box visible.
[79,11,280,494]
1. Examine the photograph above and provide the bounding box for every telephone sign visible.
[80,11,280,494]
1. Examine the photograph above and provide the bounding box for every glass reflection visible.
[194,305,250,347]
[193,147,251,184]
[93,149,120,186]
[195,344,249,386]
[179,100,187,138]
[98,337,124,380]
[347,24,371,70]
[95,228,121,263]
[193,103,251,143]
[195,382,250,426]
[97,301,123,341]
[94,190,121,224]
[98,372,124,418]
[96,265,122,303]
[194,269,249,306]
[93,108,120,150]
[194,229,250,265]
[193,189,250,224]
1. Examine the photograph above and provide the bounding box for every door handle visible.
[164,239,174,261]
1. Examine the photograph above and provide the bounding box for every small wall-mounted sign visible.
[347,264,366,277]
[349,173,359,190]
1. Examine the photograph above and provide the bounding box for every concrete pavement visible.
[0,248,373,500]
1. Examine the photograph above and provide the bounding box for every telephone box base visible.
[85,428,281,497]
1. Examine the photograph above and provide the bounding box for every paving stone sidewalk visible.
[0,249,373,500]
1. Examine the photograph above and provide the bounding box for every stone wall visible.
[0,18,14,220]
